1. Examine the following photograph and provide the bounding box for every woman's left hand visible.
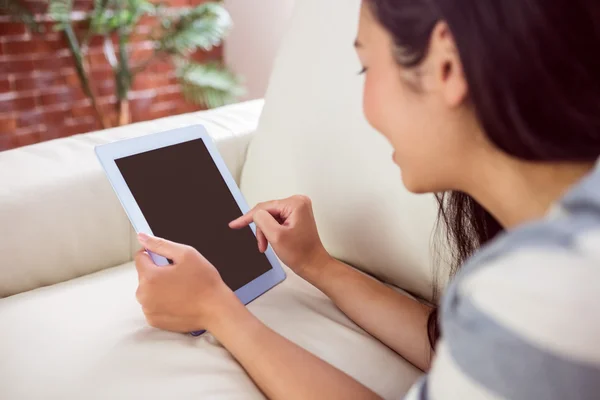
[134,233,237,333]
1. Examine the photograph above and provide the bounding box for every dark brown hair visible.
[367,0,600,347]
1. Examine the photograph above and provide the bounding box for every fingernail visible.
[138,232,150,243]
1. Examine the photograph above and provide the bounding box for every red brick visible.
[149,101,176,112]
[87,34,118,48]
[155,89,183,104]
[36,55,75,72]
[0,22,27,36]
[0,59,36,75]
[0,136,14,151]
[102,111,118,127]
[9,70,35,81]
[40,103,70,113]
[3,38,64,55]
[130,97,153,121]
[128,30,150,44]
[0,79,11,93]
[132,74,170,91]
[62,71,80,86]
[0,114,17,134]
[167,76,179,87]
[138,16,160,28]
[39,87,86,106]
[41,125,63,140]
[66,115,96,126]
[72,0,95,11]
[15,130,42,147]
[99,95,117,106]
[90,69,113,81]
[14,74,59,91]
[96,80,115,97]
[70,20,90,36]
[87,48,109,64]
[21,0,47,14]
[70,101,93,117]
[164,0,189,6]
[191,46,223,62]
[17,110,44,128]
[40,108,70,125]
[178,102,203,113]
[39,21,56,33]
[130,46,154,63]
[147,60,173,74]
[0,95,36,113]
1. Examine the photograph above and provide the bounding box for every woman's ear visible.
[427,21,468,107]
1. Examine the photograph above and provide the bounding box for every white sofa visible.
[0,1,444,399]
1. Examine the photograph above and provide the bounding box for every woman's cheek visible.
[362,75,385,134]
[363,73,405,148]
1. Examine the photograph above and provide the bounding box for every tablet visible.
[95,125,286,325]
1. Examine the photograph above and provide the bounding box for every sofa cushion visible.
[240,0,446,301]
[0,100,263,298]
[0,264,420,399]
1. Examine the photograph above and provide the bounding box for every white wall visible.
[224,0,296,100]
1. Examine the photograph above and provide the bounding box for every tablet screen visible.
[115,139,272,291]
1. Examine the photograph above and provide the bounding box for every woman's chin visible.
[399,169,434,194]
[393,155,438,194]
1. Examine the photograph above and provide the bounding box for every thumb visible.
[253,209,284,243]
[135,249,156,278]
[138,233,184,261]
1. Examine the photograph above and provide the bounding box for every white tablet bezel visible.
[95,124,286,306]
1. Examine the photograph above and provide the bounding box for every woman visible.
[134,0,600,398]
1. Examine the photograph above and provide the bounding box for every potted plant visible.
[3,0,244,128]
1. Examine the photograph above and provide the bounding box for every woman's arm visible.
[211,294,381,400]
[301,257,433,371]
[135,233,381,400]
[230,196,433,371]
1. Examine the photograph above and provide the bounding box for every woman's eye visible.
[358,67,368,75]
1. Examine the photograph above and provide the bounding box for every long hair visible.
[367,0,600,347]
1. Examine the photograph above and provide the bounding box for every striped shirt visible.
[405,161,600,400]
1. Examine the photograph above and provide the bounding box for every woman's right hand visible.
[229,195,331,277]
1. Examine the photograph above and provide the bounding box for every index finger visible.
[229,200,283,229]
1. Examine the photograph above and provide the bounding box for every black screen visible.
[115,139,272,291]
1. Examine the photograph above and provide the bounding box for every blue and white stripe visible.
[406,161,600,399]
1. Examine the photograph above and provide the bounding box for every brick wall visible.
[0,0,221,151]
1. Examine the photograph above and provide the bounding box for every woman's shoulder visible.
[423,164,600,400]
[455,160,600,285]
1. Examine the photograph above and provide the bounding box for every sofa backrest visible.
[240,0,448,300]
[0,101,263,298]
[0,133,133,298]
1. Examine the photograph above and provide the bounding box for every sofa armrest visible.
[0,100,264,298]
[88,99,264,184]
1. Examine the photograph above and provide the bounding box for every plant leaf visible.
[177,61,245,109]
[48,0,73,27]
[1,0,44,32]
[90,0,155,35]
[160,2,232,55]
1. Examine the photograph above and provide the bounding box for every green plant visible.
[1,0,41,32]
[2,0,244,128]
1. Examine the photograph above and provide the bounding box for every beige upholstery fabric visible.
[0,262,421,399]
[0,0,443,396]
[0,100,263,298]
[240,0,446,301]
